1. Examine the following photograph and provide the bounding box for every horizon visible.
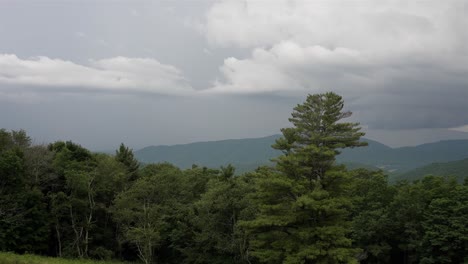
[19,130,468,153]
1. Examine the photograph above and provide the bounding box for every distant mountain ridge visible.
[338,139,468,172]
[136,135,281,172]
[395,158,468,182]
[134,135,468,175]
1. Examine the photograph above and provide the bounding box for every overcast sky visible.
[1,0,468,150]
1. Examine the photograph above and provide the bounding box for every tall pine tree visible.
[243,92,367,264]
[115,143,140,182]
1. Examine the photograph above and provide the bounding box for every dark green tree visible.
[272,92,366,187]
[420,183,468,263]
[113,164,186,264]
[348,169,395,263]
[0,130,49,254]
[115,143,140,182]
[184,169,255,264]
[48,141,98,257]
[388,176,466,263]
[243,92,367,264]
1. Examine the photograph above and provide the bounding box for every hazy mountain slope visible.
[336,139,393,167]
[135,135,281,169]
[392,140,468,169]
[395,158,468,182]
[135,135,468,174]
[340,139,468,173]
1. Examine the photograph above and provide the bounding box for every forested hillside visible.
[135,135,281,173]
[395,158,468,182]
[135,136,468,175]
[1,93,467,264]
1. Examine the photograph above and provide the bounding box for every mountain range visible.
[394,158,468,182]
[134,135,468,180]
[135,135,281,173]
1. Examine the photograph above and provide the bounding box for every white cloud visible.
[450,124,468,133]
[201,0,468,129]
[203,0,468,94]
[206,41,370,95]
[0,54,194,96]
[204,0,466,51]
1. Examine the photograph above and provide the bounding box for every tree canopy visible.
[0,93,466,264]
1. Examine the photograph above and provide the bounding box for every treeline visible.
[1,92,467,264]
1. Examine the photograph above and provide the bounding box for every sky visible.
[1,0,468,151]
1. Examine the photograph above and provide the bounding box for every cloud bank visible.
[203,0,468,94]
[202,0,468,129]
[0,54,193,95]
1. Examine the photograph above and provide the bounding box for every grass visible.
[0,252,129,264]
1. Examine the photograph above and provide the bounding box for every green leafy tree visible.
[0,129,30,152]
[185,168,255,264]
[220,164,236,178]
[387,176,460,263]
[23,145,54,185]
[0,129,49,254]
[243,92,367,264]
[88,154,128,260]
[0,147,27,250]
[348,169,395,263]
[420,183,468,263]
[113,178,162,264]
[49,141,98,257]
[113,165,182,264]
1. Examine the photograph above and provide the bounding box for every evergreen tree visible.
[243,92,367,264]
[272,92,366,186]
[115,143,140,181]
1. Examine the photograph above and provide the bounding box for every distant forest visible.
[0,92,466,264]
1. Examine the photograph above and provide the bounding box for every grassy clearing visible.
[0,252,129,264]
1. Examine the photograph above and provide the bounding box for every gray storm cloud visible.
[202,0,468,130]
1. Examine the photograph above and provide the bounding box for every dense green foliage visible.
[1,92,467,263]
